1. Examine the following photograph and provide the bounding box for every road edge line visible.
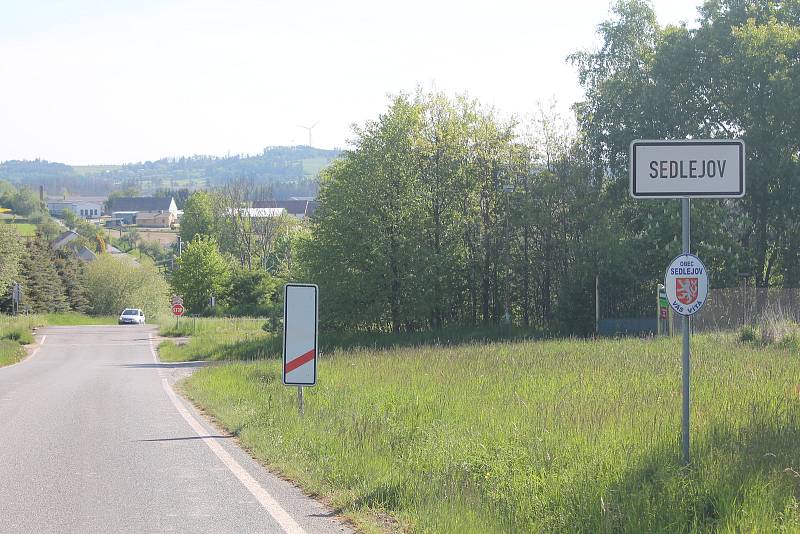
[149,335,307,534]
[6,334,47,368]
[29,335,47,362]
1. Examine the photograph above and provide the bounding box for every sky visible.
[0,0,703,165]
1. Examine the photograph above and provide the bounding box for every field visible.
[158,317,270,362]
[0,219,36,237]
[302,156,334,178]
[169,325,800,533]
[157,317,542,364]
[138,229,178,246]
[105,228,178,247]
[71,164,122,176]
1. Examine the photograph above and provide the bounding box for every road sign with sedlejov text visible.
[283,283,318,386]
[630,140,745,198]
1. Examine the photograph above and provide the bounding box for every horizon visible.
[0,144,343,168]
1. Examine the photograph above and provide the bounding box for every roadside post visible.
[282,283,318,416]
[656,284,669,336]
[11,282,21,316]
[631,139,745,465]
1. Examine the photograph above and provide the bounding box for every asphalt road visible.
[0,325,352,534]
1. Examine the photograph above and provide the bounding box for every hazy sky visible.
[0,0,703,164]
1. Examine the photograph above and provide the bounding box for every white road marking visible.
[15,334,46,366]
[149,335,307,534]
[148,336,167,378]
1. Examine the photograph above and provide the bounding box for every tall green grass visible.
[158,316,543,364]
[182,335,800,533]
[0,339,26,366]
[158,317,272,362]
[0,315,41,366]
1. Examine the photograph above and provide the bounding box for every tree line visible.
[0,147,340,198]
[298,93,605,333]
[5,0,796,337]
[169,186,303,321]
[294,0,800,334]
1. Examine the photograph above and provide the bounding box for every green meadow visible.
[1,220,36,237]
[173,329,800,533]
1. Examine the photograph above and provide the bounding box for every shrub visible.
[758,306,794,345]
[1,325,34,344]
[84,254,170,319]
[738,324,758,343]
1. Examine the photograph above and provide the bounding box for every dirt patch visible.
[138,230,179,247]
[152,336,190,346]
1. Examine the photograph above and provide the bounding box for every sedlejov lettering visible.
[649,160,727,179]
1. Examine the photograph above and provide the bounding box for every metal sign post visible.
[681,198,691,465]
[631,139,744,466]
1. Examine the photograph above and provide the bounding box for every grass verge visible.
[158,317,271,362]
[157,316,543,364]
[0,339,26,366]
[180,334,800,533]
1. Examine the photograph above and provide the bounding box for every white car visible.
[119,308,146,325]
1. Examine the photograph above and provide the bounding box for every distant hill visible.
[0,146,342,199]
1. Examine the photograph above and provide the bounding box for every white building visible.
[226,207,287,218]
[47,200,104,219]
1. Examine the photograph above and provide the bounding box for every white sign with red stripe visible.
[282,283,318,386]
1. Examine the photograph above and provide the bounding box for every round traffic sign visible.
[172,303,185,316]
[664,253,709,316]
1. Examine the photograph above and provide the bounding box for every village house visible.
[108,197,178,228]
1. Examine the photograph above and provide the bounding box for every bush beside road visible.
[175,333,800,533]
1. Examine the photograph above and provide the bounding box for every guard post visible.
[283,284,319,416]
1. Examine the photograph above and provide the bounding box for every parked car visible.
[118,308,145,325]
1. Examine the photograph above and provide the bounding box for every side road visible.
[0,325,352,534]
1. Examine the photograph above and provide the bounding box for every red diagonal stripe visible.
[285,349,315,373]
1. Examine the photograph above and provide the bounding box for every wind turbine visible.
[297,121,319,147]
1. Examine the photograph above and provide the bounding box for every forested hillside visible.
[0,146,340,198]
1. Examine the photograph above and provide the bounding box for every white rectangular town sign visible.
[630,139,745,198]
[283,283,318,386]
